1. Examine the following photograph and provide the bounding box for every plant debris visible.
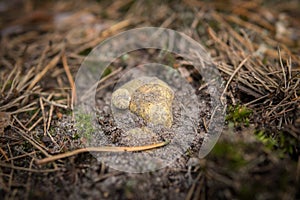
[0,0,299,199]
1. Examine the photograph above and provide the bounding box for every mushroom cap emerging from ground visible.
[111,76,174,128]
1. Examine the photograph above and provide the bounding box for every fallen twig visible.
[35,141,170,165]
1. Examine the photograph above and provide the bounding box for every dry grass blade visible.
[41,97,68,109]
[46,105,54,132]
[28,117,43,132]
[13,115,29,132]
[10,102,37,115]
[1,66,17,94]
[6,151,36,161]
[76,19,136,54]
[11,125,50,158]
[16,67,36,92]
[221,56,250,100]
[62,53,75,110]
[0,95,26,111]
[39,97,47,136]
[24,109,40,127]
[278,47,287,89]
[185,171,203,200]
[80,67,123,102]
[0,147,9,161]
[0,163,59,173]
[28,54,60,91]
[35,141,170,165]
[0,64,42,115]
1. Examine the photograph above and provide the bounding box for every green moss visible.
[262,57,268,65]
[208,20,221,31]
[101,67,112,78]
[278,132,297,155]
[75,111,94,142]
[23,141,33,152]
[238,185,255,200]
[226,105,252,127]
[79,48,92,56]
[121,53,130,62]
[7,80,13,89]
[60,108,73,116]
[255,130,298,159]
[124,180,136,199]
[0,79,13,91]
[255,130,277,149]
[72,132,81,140]
[99,10,108,18]
[211,141,248,170]
[185,148,193,157]
[26,108,39,117]
[118,1,135,13]
[166,54,177,67]
[48,127,55,136]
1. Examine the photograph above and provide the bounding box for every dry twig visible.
[36,141,170,165]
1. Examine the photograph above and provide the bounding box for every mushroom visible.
[111,76,174,128]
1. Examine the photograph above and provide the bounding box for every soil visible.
[0,0,299,199]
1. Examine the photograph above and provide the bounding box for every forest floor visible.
[0,0,300,199]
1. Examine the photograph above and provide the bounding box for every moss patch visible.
[75,111,95,142]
